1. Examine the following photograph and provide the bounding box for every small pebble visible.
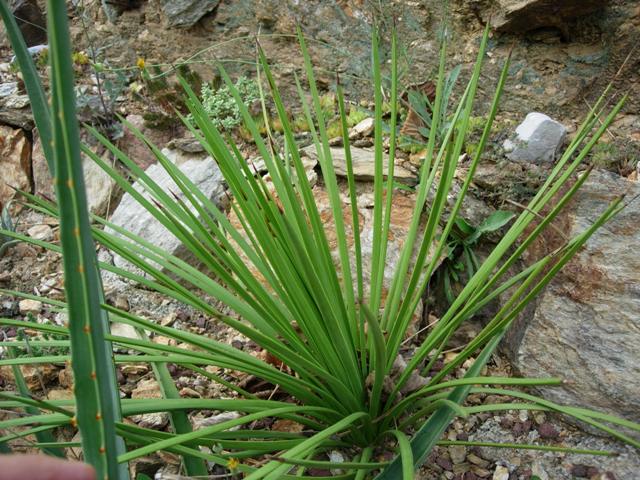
[594,473,615,480]
[161,312,176,326]
[468,453,489,468]
[449,445,467,464]
[492,465,509,480]
[537,422,559,439]
[436,456,453,471]
[570,465,589,478]
[472,466,491,478]
[179,387,201,398]
[512,420,532,436]
[19,298,42,315]
[27,224,53,241]
[114,295,130,311]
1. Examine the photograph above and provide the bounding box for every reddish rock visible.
[0,125,31,209]
[118,114,173,170]
[537,422,559,439]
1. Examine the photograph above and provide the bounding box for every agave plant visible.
[0,2,638,479]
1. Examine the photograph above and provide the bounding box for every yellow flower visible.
[136,57,146,70]
[72,51,90,65]
[227,458,240,471]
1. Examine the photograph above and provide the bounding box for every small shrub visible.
[190,76,259,130]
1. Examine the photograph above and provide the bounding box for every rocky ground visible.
[0,1,639,479]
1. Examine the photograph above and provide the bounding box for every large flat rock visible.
[302,145,418,185]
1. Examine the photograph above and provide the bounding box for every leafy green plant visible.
[401,64,461,149]
[0,6,638,480]
[435,210,515,305]
[189,76,260,130]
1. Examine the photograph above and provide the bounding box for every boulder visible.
[8,0,46,46]
[487,0,606,33]
[0,124,31,208]
[83,155,118,216]
[160,0,220,28]
[31,132,117,215]
[302,145,418,185]
[504,170,640,422]
[503,112,566,164]
[106,149,227,275]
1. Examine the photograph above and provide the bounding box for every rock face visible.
[0,124,31,208]
[488,0,606,33]
[302,145,418,185]
[503,113,566,164]
[504,170,640,422]
[160,0,220,28]
[107,149,226,274]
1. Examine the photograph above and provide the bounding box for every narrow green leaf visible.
[47,4,128,478]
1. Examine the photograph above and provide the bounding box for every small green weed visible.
[590,139,639,176]
[435,210,515,305]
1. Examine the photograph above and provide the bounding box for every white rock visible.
[31,134,116,215]
[83,156,116,216]
[532,461,549,480]
[349,117,375,139]
[503,112,566,163]
[3,94,30,109]
[106,151,227,276]
[134,412,169,430]
[193,411,241,430]
[19,299,42,315]
[0,82,18,97]
[110,322,138,340]
[27,224,53,241]
[492,465,510,480]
